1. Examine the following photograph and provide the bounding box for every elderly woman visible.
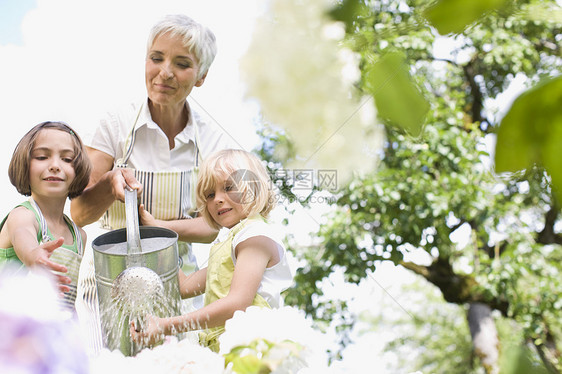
[70,14,236,353]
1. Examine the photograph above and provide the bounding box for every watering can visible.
[92,189,182,356]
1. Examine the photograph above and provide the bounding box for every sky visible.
[0,0,263,215]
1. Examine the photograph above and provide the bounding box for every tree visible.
[270,0,562,372]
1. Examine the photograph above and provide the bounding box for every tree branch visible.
[462,57,485,127]
[537,204,562,245]
[401,257,509,315]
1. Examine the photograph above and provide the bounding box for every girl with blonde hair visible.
[131,149,293,351]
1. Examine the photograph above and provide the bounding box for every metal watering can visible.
[92,189,181,356]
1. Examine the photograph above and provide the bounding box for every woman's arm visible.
[131,236,276,344]
[139,205,218,243]
[70,147,142,226]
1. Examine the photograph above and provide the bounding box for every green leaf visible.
[365,52,429,137]
[225,353,271,374]
[423,0,509,35]
[495,76,562,201]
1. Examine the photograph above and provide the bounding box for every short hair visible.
[147,14,217,80]
[196,149,276,230]
[9,121,92,199]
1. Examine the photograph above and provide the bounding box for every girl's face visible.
[145,32,206,109]
[29,129,76,200]
[205,176,247,229]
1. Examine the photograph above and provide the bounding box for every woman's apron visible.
[102,102,201,272]
[0,199,83,312]
[199,218,271,352]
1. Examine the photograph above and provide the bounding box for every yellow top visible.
[199,218,270,352]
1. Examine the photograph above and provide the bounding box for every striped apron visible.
[102,102,201,272]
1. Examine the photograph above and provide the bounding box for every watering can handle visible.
[124,188,142,254]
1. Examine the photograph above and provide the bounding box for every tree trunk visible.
[467,302,500,374]
[533,335,561,374]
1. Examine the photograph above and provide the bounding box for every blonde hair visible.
[196,149,276,229]
[9,121,92,199]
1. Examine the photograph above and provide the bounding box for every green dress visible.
[0,199,83,311]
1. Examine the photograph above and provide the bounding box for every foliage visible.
[359,270,551,373]
[377,278,480,373]
[275,0,562,371]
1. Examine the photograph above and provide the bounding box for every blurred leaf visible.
[328,0,369,32]
[365,52,429,136]
[424,0,509,35]
[224,352,271,374]
[500,344,549,374]
[495,76,562,201]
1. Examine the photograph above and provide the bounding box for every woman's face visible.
[145,32,206,108]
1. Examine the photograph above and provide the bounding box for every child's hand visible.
[31,237,71,293]
[130,314,165,346]
[139,204,158,226]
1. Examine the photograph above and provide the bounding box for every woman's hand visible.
[70,148,143,226]
[130,314,165,346]
[110,168,143,203]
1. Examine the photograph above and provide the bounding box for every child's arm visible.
[5,207,71,292]
[178,267,207,299]
[131,236,277,345]
[139,204,218,243]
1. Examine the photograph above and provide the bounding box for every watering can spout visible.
[124,188,142,255]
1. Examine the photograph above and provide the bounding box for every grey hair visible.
[147,14,217,79]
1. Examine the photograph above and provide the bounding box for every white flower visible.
[90,337,225,374]
[220,306,330,371]
[0,265,64,321]
[240,0,383,184]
